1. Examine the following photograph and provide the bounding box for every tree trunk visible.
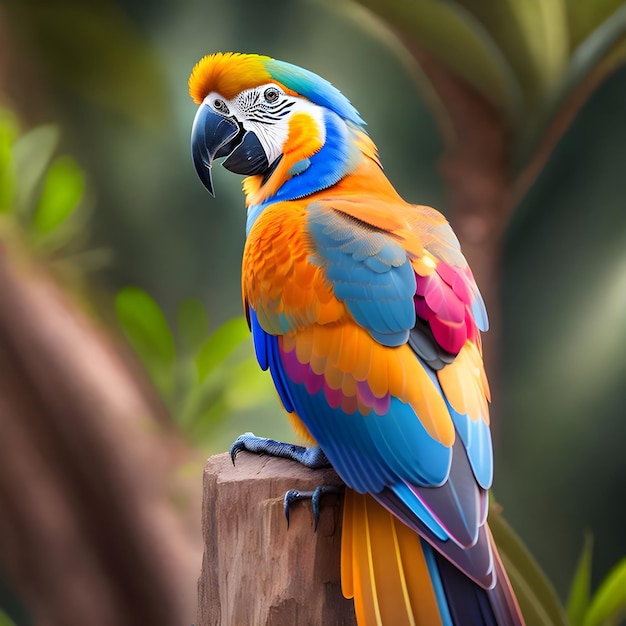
[0,247,201,626]
[198,452,356,626]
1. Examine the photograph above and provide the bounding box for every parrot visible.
[189,52,524,625]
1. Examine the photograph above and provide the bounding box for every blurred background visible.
[1,0,625,624]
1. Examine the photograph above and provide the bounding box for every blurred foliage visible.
[490,500,569,625]
[1,0,626,619]
[3,0,170,129]
[567,536,626,626]
[0,110,100,273]
[354,0,626,166]
[493,504,626,625]
[115,287,276,444]
[585,558,626,626]
[569,535,595,626]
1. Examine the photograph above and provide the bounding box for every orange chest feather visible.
[242,203,346,331]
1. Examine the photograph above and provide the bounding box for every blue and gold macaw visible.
[189,52,524,625]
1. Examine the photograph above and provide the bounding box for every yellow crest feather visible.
[188,52,273,103]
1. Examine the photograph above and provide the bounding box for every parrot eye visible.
[263,87,280,103]
[213,98,229,115]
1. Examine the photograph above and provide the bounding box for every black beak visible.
[191,104,270,197]
[191,105,239,196]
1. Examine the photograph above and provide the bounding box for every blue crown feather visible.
[264,59,365,126]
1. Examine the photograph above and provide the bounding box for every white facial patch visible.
[204,85,326,166]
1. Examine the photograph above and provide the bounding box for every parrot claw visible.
[229,432,330,469]
[229,433,340,531]
[284,485,342,531]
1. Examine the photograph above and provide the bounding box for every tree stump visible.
[198,452,357,625]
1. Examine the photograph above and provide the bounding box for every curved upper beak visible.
[191,104,270,197]
[191,104,240,196]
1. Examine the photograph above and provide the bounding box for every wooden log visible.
[198,452,357,625]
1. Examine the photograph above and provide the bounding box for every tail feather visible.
[342,489,445,626]
[347,489,381,624]
[434,549,499,625]
[342,490,524,626]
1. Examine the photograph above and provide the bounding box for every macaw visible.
[189,52,524,625]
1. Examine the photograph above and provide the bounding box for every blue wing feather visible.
[453,409,493,490]
[415,352,493,490]
[249,308,295,414]
[307,202,416,344]
[249,306,269,370]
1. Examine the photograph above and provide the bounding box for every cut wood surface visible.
[198,452,357,625]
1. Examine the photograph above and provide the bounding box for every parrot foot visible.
[284,485,342,531]
[229,432,330,469]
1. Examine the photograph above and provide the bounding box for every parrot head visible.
[188,52,364,196]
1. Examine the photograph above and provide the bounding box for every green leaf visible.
[489,502,569,626]
[455,0,570,99]
[0,111,19,213]
[565,0,626,50]
[11,124,59,218]
[224,356,279,411]
[584,555,626,626]
[567,534,594,626]
[185,353,277,443]
[0,608,16,626]
[176,298,209,355]
[115,287,176,397]
[32,155,85,234]
[189,395,231,441]
[354,0,523,121]
[515,4,626,169]
[196,317,250,382]
[561,5,626,104]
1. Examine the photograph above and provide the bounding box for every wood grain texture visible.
[198,452,357,625]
